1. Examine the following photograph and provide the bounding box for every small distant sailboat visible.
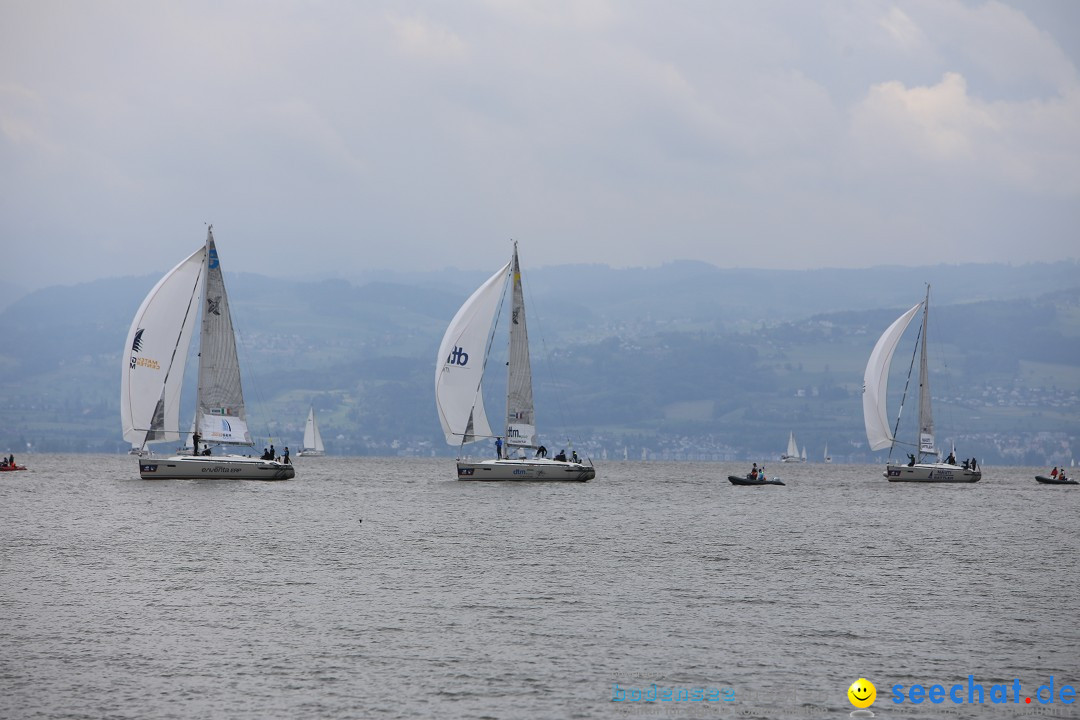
[120,227,295,481]
[435,242,595,481]
[862,285,980,483]
[781,432,804,463]
[298,406,325,457]
[824,443,832,463]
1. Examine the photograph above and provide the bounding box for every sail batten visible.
[862,302,923,451]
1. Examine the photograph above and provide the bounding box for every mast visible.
[505,242,536,449]
[916,284,934,461]
[193,233,208,445]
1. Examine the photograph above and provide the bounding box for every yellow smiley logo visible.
[848,678,876,708]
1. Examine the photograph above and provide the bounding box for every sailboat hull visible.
[457,458,594,482]
[296,450,324,457]
[885,463,981,483]
[139,454,295,480]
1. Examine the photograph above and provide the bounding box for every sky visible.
[2,0,1079,292]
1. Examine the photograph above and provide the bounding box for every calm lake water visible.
[1,455,1077,719]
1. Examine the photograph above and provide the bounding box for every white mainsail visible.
[303,406,325,454]
[195,235,251,445]
[862,303,922,451]
[505,248,536,448]
[121,247,205,448]
[916,294,935,458]
[435,260,511,444]
[786,432,798,457]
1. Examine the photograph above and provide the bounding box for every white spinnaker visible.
[121,247,205,446]
[435,261,511,444]
[862,303,922,451]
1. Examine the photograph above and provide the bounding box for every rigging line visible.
[138,261,204,452]
[928,304,957,451]
[230,289,273,450]
[520,263,580,455]
[889,308,924,464]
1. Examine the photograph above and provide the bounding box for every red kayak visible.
[0,464,27,471]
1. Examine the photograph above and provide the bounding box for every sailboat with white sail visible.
[120,227,295,480]
[862,285,980,483]
[781,432,804,463]
[435,242,595,481]
[298,406,325,456]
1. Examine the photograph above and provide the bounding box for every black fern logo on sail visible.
[207,296,221,315]
[132,328,144,352]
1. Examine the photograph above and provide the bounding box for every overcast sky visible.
[2,1,1078,291]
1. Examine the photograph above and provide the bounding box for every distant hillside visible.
[1,260,1077,464]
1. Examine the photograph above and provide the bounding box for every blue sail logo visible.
[447,346,469,366]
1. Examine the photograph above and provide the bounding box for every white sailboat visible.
[781,432,804,463]
[435,242,595,481]
[862,285,979,483]
[297,406,325,456]
[824,443,832,463]
[121,227,295,480]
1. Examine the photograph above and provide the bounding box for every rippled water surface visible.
[2,456,1077,719]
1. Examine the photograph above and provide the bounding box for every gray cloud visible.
[1,0,1077,289]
